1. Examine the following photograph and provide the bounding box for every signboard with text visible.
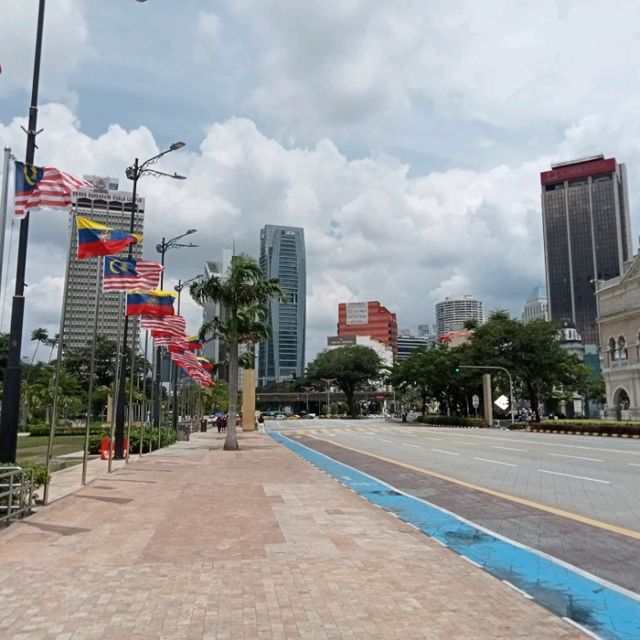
[346,302,368,325]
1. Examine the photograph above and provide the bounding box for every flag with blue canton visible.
[103,257,138,292]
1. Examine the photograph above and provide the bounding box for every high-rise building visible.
[435,296,483,337]
[258,225,306,385]
[337,301,398,361]
[64,178,144,350]
[541,155,632,346]
[397,330,434,360]
[521,285,549,323]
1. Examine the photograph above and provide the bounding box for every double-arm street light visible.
[171,274,203,433]
[113,142,186,460]
[152,230,198,430]
[321,378,335,417]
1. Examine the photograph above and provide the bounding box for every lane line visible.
[431,448,460,456]
[538,469,610,484]
[548,453,603,463]
[379,438,393,444]
[492,445,527,452]
[401,443,421,448]
[474,457,517,468]
[297,435,640,541]
[629,463,640,468]
[502,580,534,600]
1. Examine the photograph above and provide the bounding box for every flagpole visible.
[108,294,125,473]
[0,0,46,463]
[81,256,103,486]
[42,207,74,504]
[140,329,148,456]
[126,317,138,463]
[0,147,13,302]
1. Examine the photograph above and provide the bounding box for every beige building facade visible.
[596,254,640,419]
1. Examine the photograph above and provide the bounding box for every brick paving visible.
[0,431,584,639]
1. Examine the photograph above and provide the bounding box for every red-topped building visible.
[337,301,398,361]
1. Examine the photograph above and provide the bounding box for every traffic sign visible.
[472,394,480,409]
[494,395,509,411]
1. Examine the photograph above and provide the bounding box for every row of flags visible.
[13,159,215,388]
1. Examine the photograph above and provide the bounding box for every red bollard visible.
[100,437,112,460]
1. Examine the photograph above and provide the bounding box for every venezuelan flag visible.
[126,290,176,316]
[197,357,214,371]
[76,216,141,260]
[187,336,204,350]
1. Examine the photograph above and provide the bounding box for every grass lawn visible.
[17,435,86,464]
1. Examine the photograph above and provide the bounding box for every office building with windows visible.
[63,177,144,350]
[541,155,632,347]
[522,286,549,323]
[258,225,306,385]
[435,296,483,337]
[397,330,434,360]
[337,301,398,361]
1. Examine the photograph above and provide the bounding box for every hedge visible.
[415,415,486,428]
[528,421,640,437]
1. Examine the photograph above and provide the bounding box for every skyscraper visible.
[435,295,483,337]
[541,155,632,346]
[258,225,306,385]
[64,177,144,350]
[521,285,549,323]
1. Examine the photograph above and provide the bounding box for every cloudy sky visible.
[3,0,640,361]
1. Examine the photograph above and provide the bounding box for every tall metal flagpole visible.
[108,294,125,473]
[0,0,46,463]
[81,256,103,486]
[0,147,12,301]
[42,209,75,504]
[140,329,149,456]
[126,317,138,462]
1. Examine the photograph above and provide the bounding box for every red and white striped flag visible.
[102,257,163,292]
[140,315,186,334]
[14,161,93,218]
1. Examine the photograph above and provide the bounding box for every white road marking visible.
[452,440,479,446]
[431,448,460,456]
[401,443,421,448]
[379,438,393,444]
[629,462,640,468]
[502,580,534,600]
[548,453,603,462]
[538,469,610,484]
[562,617,602,640]
[492,446,527,452]
[461,555,482,568]
[473,457,517,467]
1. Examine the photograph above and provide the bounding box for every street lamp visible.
[457,365,515,427]
[152,230,199,430]
[321,378,335,417]
[0,0,46,463]
[171,273,203,433]
[301,386,313,415]
[113,142,186,460]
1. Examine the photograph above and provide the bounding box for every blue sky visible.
[3,0,640,359]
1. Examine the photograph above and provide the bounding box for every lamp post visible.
[152,230,198,430]
[321,378,334,417]
[0,0,46,463]
[301,386,313,415]
[171,274,203,433]
[113,143,186,460]
[457,365,515,427]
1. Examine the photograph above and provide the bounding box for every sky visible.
[3,0,640,362]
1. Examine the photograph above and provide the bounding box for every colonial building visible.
[595,254,640,419]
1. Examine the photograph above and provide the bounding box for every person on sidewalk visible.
[216,415,224,435]
[257,414,265,433]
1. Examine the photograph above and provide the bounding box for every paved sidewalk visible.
[0,431,584,639]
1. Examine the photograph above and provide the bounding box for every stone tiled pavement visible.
[0,431,585,639]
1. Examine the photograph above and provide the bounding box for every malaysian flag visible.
[103,257,163,292]
[14,161,93,217]
[140,315,186,334]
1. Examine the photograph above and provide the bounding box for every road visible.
[269,418,640,596]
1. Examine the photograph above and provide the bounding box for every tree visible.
[63,336,119,389]
[190,254,288,450]
[30,327,49,366]
[466,312,584,418]
[306,345,383,416]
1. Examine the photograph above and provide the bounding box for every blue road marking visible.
[270,431,640,640]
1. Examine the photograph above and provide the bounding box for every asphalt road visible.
[271,418,640,532]
[268,418,640,597]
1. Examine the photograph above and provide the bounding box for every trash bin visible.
[177,422,190,441]
[200,418,207,433]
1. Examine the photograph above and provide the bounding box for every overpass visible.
[255,390,392,414]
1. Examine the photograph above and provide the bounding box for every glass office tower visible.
[258,225,306,386]
[541,155,632,346]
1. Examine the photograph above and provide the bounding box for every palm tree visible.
[30,327,49,366]
[190,254,287,450]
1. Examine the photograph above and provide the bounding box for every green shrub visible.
[529,421,640,437]
[14,460,50,487]
[415,415,486,428]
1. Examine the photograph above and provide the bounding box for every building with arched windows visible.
[595,253,640,419]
